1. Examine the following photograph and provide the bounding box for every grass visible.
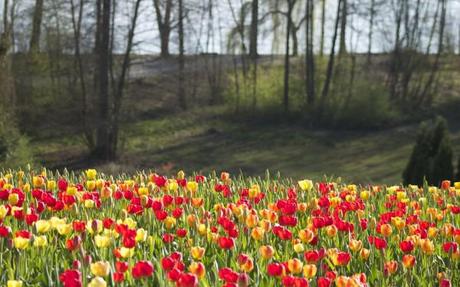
[30,104,460,185]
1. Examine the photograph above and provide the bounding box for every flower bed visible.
[0,169,459,287]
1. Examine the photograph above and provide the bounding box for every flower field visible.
[0,170,459,287]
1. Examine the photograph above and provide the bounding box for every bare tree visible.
[319,0,342,117]
[93,0,111,159]
[305,0,315,105]
[319,0,326,57]
[283,0,296,113]
[339,0,347,55]
[153,0,173,57]
[177,0,186,110]
[30,0,44,53]
[249,0,258,59]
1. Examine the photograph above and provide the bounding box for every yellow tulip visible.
[298,180,313,191]
[164,217,176,229]
[7,280,23,287]
[95,235,111,248]
[36,220,51,233]
[33,235,48,247]
[13,237,30,249]
[303,264,317,279]
[86,169,97,180]
[191,246,205,260]
[287,258,303,274]
[0,205,8,219]
[56,223,72,236]
[90,261,111,277]
[8,193,19,205]
[136,228,148,242]
[88,277,107,287]
[119,247,134,258]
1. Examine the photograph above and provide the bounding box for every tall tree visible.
[367,0,375,63]
[29,0,44,53]
[305,0,315,104]
[110,0,143,156]
[93,0,111,159]
[249,0,258,59]
[177,0,186,110]
[70,0,93,147]
[319,0,326,57]
[283,0,295,113]
[339,0,347,55]
[153,0,173,57]
[319,0,342,116]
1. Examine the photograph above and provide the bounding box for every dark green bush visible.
[403,117,454,186]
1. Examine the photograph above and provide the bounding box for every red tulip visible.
[132,261,154,279]
[442,242,458,253]
[218,237,235,249]
[219,268,239,283]
[267,263,285,277]
[113,272,125,283]
[399,240,415,253]
[317,277,332,287]
[176,272,199,287]
[116,261,129,273]
[59,269,82,287]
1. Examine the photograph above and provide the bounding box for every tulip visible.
[359,248,370,260]
[349,239,362,252]
[191,246,205,260]
[91,261,111,277]
[420,239,435,254]
[259,245,275,260]
[384,260,398,275]
[299,228,315,243]
[88,277,107,287]
[380,224,393,237]
[251,227,265,241]
[294,243,304,253]
[267,263,285,277]
[33,235,48,247]
[132,261,154,279]
[95,235,111,248]
[86,169,97,180]
[402,254,416,269]
[13,237,30,249]
[298,180,313,191]
[189,262,206,279]
[35,220,51,233]
[7,280,23,287]
[287,258,303,274]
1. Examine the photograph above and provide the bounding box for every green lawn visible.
[32,105,460,184]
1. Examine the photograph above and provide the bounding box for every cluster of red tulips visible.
[0,169,459,286]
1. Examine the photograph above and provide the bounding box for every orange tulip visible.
[402,254,416,269]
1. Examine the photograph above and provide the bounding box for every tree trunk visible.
[153,0,173,57]
[319,0,342,116]
[320,0,326,57]
[339,0,347,56]
[283,0,294,113]
[419,0,446,106]
[389,0,403,102]
[93,0,112,160]
[305,0,315,105]
[291,24,298,56]
[367,0,375,64]
[110,0,143,156]
[249,0,258,59]
[29,0,44,53]
[70,0,93,148]
[177,0,186,110]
